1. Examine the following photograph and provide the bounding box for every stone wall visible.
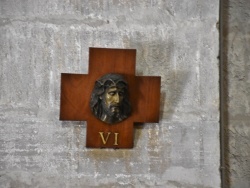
[0,1,220,187]
[222,0,250,187]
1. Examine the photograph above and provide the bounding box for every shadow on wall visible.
[127,41,190,121]
[125,39,190,146]
[220,0,230,187]
[133,69,190,147]
[161,70,190,120]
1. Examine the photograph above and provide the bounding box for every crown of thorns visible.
[95,74,127,88]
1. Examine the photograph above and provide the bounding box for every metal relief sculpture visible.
[90,73,131,124]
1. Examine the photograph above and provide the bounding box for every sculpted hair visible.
[90,73,131,121]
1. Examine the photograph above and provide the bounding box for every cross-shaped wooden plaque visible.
[60,48,161,148]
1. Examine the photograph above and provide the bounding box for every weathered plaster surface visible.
[222,0,250,187]
[0,1,220,187]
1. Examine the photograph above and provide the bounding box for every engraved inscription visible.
[114,133,119,146]
[99,132,119,145]
[99,132,111,145]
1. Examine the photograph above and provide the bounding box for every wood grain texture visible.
[60,48,161,148]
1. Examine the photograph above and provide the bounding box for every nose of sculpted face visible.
[106,88,123,105]
[113,92,120,104]
[104,87,125,115]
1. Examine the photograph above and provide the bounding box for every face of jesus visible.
[101,86,125,117]
[90,73,131,124]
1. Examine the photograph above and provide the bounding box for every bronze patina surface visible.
[90,73,131,124]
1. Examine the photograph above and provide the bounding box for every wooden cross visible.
[60,48,161,148]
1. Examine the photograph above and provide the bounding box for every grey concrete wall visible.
[222,0,250,187]
[0,1,220,187]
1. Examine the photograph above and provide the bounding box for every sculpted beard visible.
[101,99,121,119]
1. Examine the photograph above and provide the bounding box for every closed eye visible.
[118,92,124,96]
[108,92,115,96]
